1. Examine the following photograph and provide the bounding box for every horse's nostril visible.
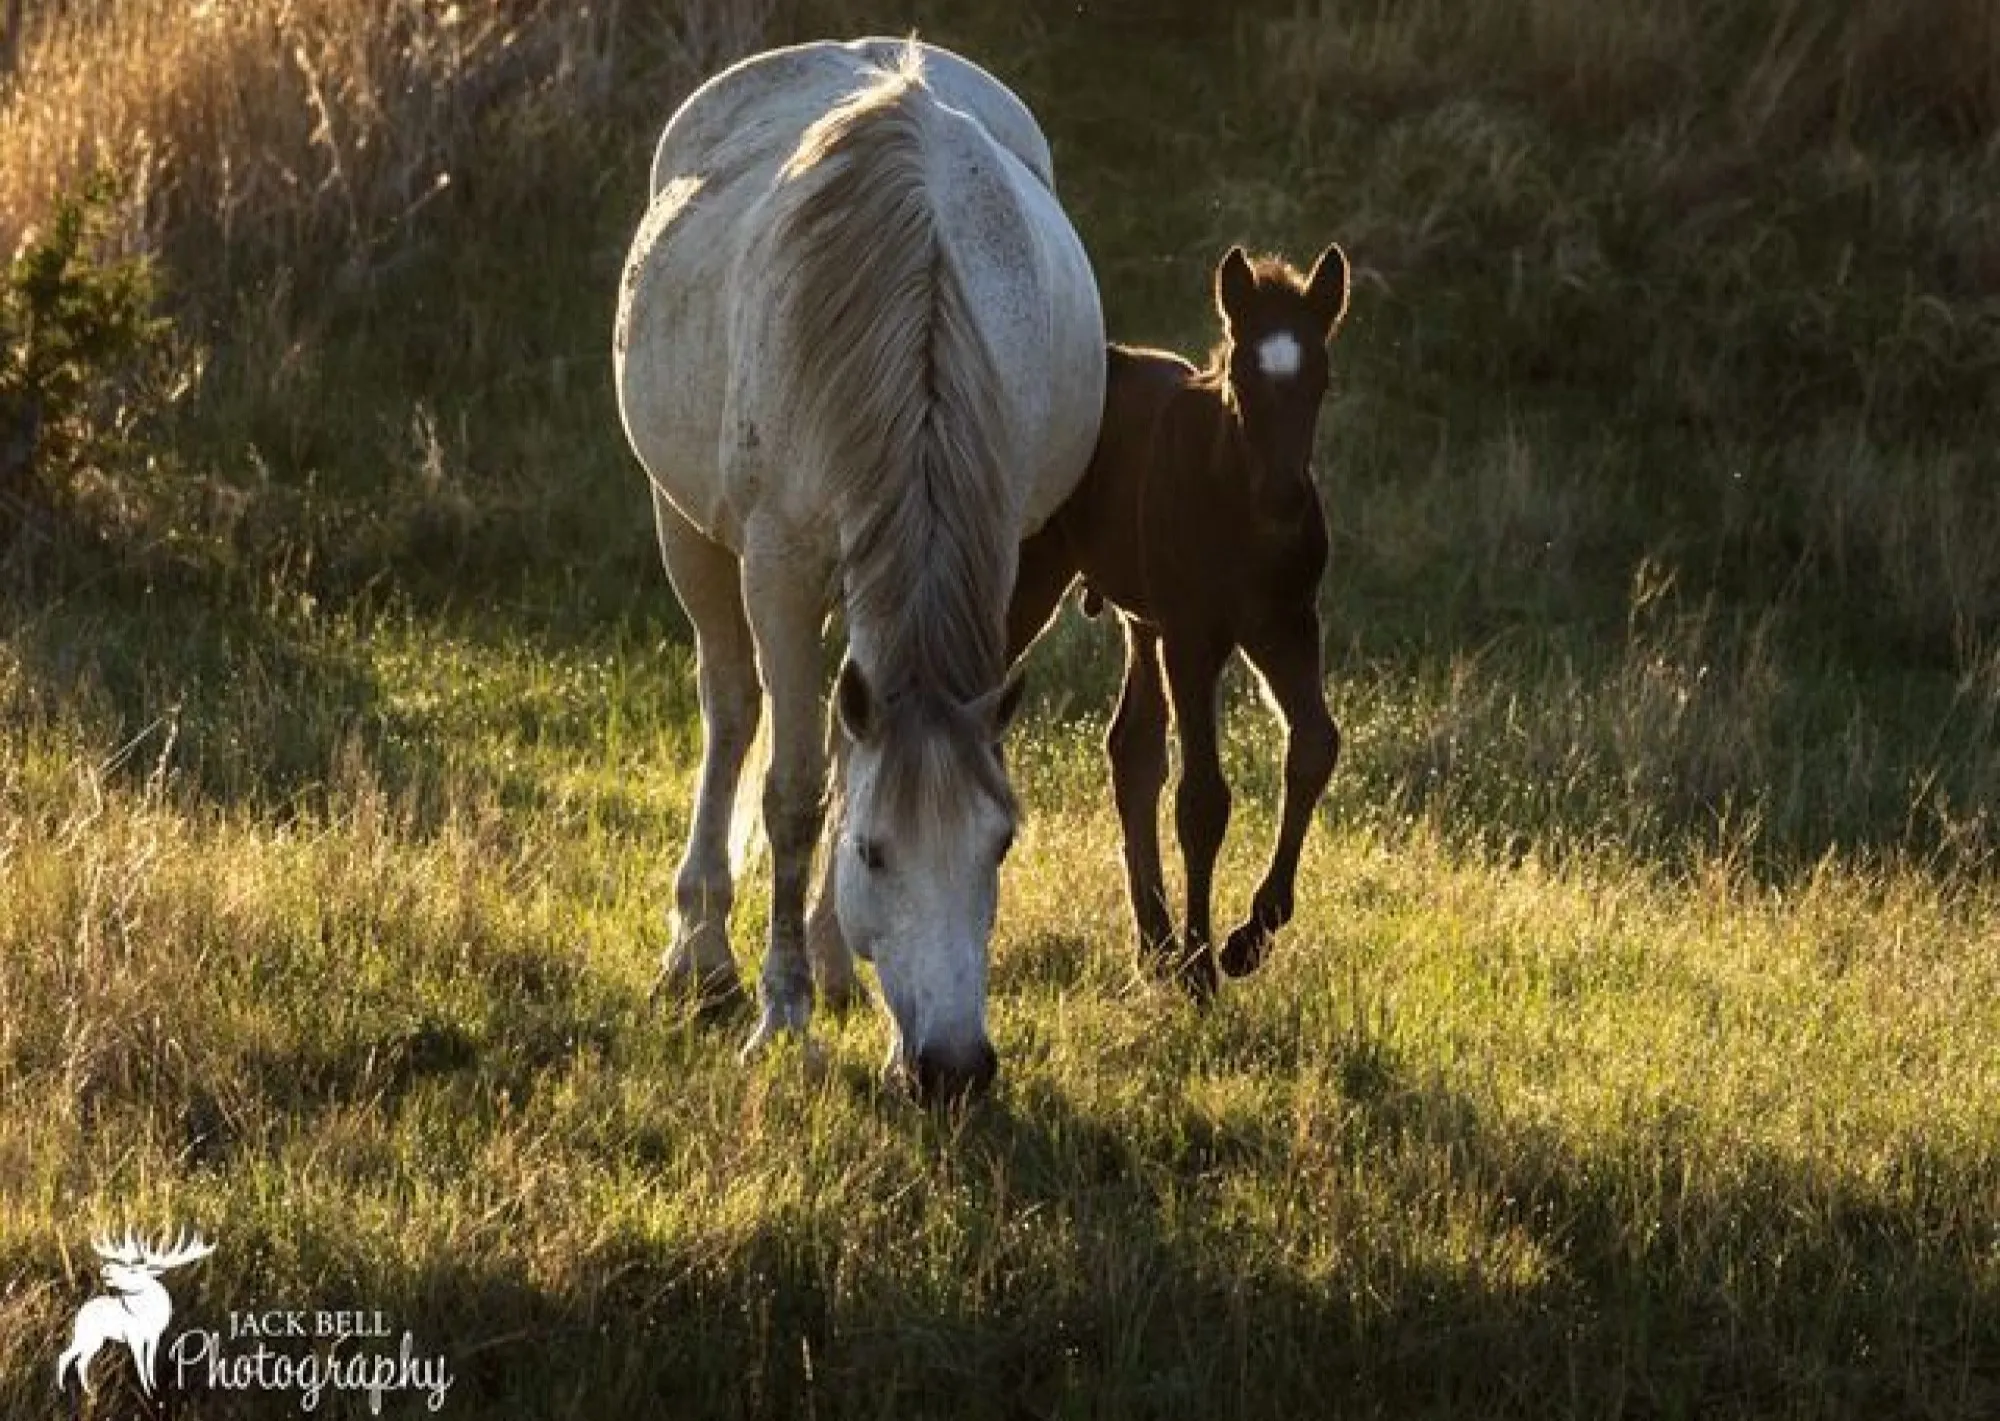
[912,1040,998,1105]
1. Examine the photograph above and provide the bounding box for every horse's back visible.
[615,39,1102,556]
[649,39,1055,200]
[1108,344,1201,412]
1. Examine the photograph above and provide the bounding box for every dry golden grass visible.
[0,0,776,284]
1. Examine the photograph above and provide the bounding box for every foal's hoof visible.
[1144,940,1217,1003]
[1219,919,1276,977]
[1177,947,1220,1002]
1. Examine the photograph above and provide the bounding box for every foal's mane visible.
[766,44,1020,830]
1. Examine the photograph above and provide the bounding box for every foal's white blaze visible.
[1256,332,1303,379]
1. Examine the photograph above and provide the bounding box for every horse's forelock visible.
[864,689,1016,844]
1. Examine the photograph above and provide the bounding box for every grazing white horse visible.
[614,38,1105,1099]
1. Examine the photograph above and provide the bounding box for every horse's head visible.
[832,659,1023,1104]
[1213,242,1349,522]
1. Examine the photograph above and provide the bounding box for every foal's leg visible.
[655,500,760,1006]
[1220,613,1340,977]
[1108,621,1177,976]
[1164,634,1232,999]
[739,541,831,1059]
[1006,519,1079,664]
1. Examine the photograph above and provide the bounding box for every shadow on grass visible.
[150,1024,1991,1420]
[14,984,1992,1420]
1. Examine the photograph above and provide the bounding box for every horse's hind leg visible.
[738,539,832,1059]
[1221,612,1339,977]
[655,498,760,1007]
[1107,622,1181,983]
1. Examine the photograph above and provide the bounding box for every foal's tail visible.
[763,42,1017,700]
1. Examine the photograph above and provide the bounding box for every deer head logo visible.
[56,1230,215,1397]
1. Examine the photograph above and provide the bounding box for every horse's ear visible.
[836,658,876,743]
[978,670,1027,740]
[1305,242,1350,333]
[1215,246,1256,327]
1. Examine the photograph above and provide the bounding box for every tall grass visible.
[4,0,690,276]
[1260,0,2000,652]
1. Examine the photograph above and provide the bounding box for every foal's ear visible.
[835,658,877,743]
[1214,245,1257,328]
[1305,242,1350,333]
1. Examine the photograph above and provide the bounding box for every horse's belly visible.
[928,121,1106,540]
[615,177,749,546]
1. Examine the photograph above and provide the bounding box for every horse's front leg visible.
[1221,612,1339,976]
[1164,633,1232,999]
[1107,621,1178,979]
[739,543,831,1061]
[654,501,760,1007]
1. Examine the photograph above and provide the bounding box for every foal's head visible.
[1211,243,1350,517]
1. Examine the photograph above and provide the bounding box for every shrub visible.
[0,177,183,558]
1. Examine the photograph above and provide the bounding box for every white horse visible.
[614,38,1105,1100]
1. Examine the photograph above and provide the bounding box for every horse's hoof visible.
[1219,920,1274,977]
[739,1013,822,1073]
[653,959,746,1020]
[815,975,871,1016]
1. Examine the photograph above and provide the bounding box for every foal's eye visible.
[855,837,886,872]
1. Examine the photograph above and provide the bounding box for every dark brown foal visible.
[1008,243,1350,996]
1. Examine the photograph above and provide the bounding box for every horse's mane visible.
[766,43,1019,829]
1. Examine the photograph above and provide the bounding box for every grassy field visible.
[3,0,1998,1416]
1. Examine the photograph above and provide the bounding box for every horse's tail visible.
[764,42,1017,700]
[727,703,769,875]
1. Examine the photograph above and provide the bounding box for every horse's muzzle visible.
[905,1038,998,1106]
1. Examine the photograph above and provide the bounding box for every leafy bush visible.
[0,178,182,555]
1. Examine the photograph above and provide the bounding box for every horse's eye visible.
[996,828,1016,862]
[855,837,886,871]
